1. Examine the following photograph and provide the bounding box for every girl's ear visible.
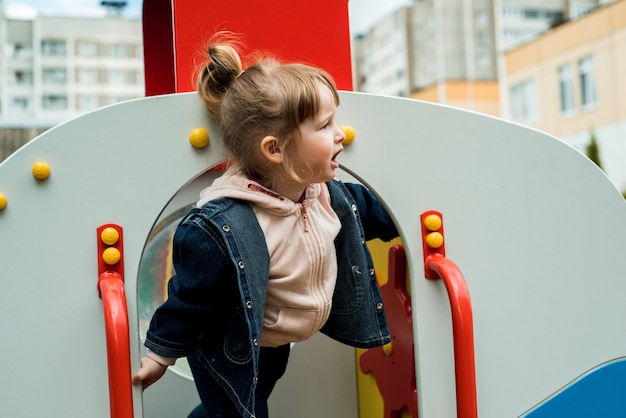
[260,136,283,164]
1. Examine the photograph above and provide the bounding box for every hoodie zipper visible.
[301,202,309,232]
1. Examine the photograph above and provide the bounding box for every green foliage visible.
[584,131,625,199]
[585,130,602,169]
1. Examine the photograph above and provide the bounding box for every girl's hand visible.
[132,356,168,390]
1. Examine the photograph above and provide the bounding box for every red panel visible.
[170,0,353,92]
[142,0,176,96]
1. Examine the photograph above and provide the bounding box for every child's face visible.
[292,84,345,184]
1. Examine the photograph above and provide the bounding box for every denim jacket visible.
[145,177,398,417]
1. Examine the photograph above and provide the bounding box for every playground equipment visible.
[3,89,626,417]
[2,1,626,417]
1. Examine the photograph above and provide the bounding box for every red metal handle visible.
[98,271,134,418]
[425,252,477,418]
[97,224,133,418]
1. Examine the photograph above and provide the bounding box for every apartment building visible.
[408,0,505,115]
[505,0,626,189]
[352,0,609,115]
[566,0,618,17]
[352,7,412,97]
[0,5,143,129]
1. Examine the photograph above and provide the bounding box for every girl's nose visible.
[335,124,346,142]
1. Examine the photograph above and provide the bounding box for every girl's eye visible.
[321,122,330,129]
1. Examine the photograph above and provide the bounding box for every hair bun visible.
[206,47,241,91]
[197,41,243,117]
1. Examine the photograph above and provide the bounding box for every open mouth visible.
[331,148,342,168]
[332,148,343,162]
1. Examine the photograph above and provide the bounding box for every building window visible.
[77,42,97,57]
[13,43,33,59]
[502,7,523,19]
[558,64,575,115]
[109,70,127,85]
[579,56,596,109]
[110,44,126,58]
[477,53,491,70]
[42,68,67,84]
[9,97,30,113]
[78,95,98,111]
[474,9,487,27]
[13,70,33,85]
[524,9,539,19]
[107,96,127,105]
[571,6,594,19]
[510,79,537,122]
[41,39,66,56]
[42,95,68,110]
[77,69,97,84]
[476,32,487,47]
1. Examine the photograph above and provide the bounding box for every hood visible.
[196,166,321,217]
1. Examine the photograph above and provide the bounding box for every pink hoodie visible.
[197,167,341,347]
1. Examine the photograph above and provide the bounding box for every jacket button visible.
[376,302,384,310]
[238,261,245,269]
[369,268,375,276]
[246,300,253,309]
[222,225,230,232]
[361,237,365,244]
[253,338,259,346]
[351,204,357,212]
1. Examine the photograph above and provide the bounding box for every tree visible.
[584,131,625,198]
[585,130,602,169]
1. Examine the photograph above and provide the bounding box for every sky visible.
[3,0,412,36]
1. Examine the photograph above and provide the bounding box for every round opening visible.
[137,204,195,378]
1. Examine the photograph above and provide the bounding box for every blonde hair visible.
[196,33,340,181]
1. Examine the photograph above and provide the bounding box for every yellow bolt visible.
[425,231,444,249]
[0,193,6,210]
[341,125,355,145]
[382,342,394,356]
[423,214,442,231]
[32,161,51,180]
[102,247,121,265]
[189,127,210,148]
[101,227,120,246]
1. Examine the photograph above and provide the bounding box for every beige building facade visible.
[410,80,501,116]
[504,0,626,189]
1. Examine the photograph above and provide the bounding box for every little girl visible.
[132,34,399,418]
